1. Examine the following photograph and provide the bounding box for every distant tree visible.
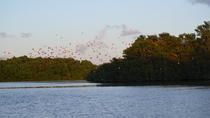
[0,56,97,82]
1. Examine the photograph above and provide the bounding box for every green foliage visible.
[0,56,97,82]
[87,21,210,83]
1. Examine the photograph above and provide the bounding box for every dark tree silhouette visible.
[86,21,210,84]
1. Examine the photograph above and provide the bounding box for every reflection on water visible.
[0,82,210,118]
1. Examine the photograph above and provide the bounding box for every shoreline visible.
[96,80,210,86]
[0,80,210,85]
[0,80,209,89]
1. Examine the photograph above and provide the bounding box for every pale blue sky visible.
[0,0,209,63]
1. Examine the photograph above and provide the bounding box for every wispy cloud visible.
[0,32,32,39]
[0,32,7,38]
[120,24,141,37]
[95,24,141,39]
[20,33,32,38]
[0,32,14,38]
[189,0,210,6]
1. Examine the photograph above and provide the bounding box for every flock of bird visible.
[1,25,140,64]
[1,40,134,64]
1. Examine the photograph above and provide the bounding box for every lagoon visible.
[0,81,210,118]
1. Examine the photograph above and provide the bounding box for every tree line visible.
[0,56,96,82]
[86,21,210,84]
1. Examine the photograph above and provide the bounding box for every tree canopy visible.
[0,56,96,82]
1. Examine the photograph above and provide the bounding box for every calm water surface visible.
[0,81,210,118]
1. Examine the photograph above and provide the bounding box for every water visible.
[0,82,210,118]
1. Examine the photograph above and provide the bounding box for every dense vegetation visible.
[0,56,96,82]
[87,22,210,84]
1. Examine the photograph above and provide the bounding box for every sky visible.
[0,0,210,64]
